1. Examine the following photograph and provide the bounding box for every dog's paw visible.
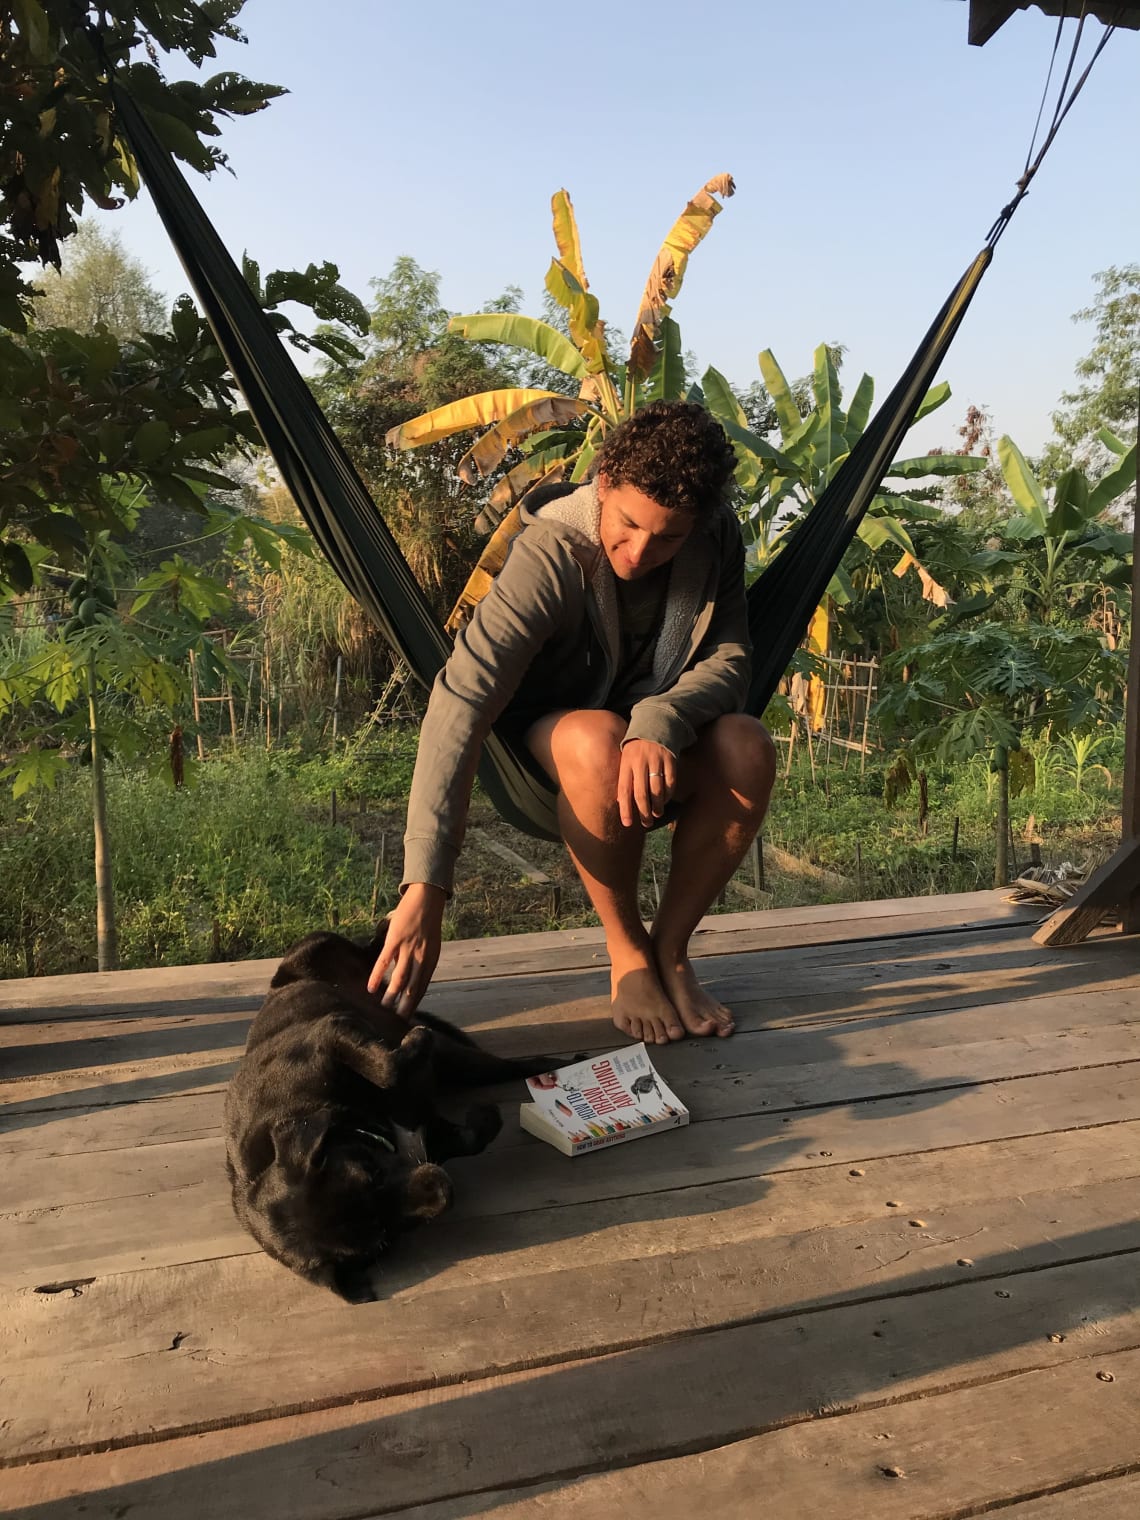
[465,1102,503,1150]
[398,1025,433,1068]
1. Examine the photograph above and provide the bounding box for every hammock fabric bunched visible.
[110,85,991,844]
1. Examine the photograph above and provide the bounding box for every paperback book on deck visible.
[519,1043,689,1156]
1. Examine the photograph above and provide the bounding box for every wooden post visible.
[87,649,118,972]
[242,651,255,739]
[859,658,875,776]
[1121,401,1140,930]
[952,815,960,862]
[751,835,764,892]
[994,750,1010,888]
[784,720,796,778]
[370,853,382,918]
[331,653,343,751]
[189,649,205,761]
[264,646,272,751]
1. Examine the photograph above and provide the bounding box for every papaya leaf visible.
[2,748,69,798]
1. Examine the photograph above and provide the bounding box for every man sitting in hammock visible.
[368,400,776,1043]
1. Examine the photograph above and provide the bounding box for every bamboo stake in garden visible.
[86,650,118,972]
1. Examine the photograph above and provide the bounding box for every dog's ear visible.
[271,1111,333,1177]
[270,931,374,988]
[357,920,391,964]
[331,1260,381,1304]
[402,1163,453,1221]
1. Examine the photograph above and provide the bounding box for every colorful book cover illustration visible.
[519,1043,689,1156]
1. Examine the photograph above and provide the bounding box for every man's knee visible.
[541,709,628,794]
[703,714,776,810]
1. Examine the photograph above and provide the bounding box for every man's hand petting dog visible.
[224,924,556,1303]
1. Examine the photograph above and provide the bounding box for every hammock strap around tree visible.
[111,82,991,843]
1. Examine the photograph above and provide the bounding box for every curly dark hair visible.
[593,401,737,517]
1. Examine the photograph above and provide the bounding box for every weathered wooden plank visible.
[358,1343,1140,1518]
[8,930,1140,1124]
[8,1075,1140,1290]
[0,891,1040,1024]
[4,1127,1140,1456]
[7,1051,1140,1287]
[8,984,1140,1199]
[1,1253,1136,1516]
[7,987,1140,1242]
[6,975,1140,1159]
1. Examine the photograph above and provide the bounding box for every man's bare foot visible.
[610,963,684,1045]
[653,950,735,1038]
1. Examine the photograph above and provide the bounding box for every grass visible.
[0,728,1124,978]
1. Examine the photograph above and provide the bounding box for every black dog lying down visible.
[225,927,554,1302]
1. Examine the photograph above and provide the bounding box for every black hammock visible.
[112,84,989,842]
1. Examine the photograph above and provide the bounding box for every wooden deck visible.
[3,889,1140,1518]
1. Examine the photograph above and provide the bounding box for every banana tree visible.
[989,431,1136,624]
[702,344,989,650]
[385,177,735,508]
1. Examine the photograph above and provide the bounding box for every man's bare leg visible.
[652,714,776,1037]
[526,710,685,1046]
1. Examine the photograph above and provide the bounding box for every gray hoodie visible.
[401,479,752,892]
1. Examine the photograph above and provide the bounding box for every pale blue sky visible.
[100,0,1136,456]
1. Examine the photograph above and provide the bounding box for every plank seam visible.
[928,1461,1140,1519]
[9,1053,1140,1187]
[4,1253,1140,1471]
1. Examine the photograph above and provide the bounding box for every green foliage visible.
[1,2,281,323]
[30,220,168,337]
[1,2,367,595]
[312,257,525,611]
[0,513,306,798]
[0,750,387,976]
[1048,264,1140,465]
[878,620,1123,765]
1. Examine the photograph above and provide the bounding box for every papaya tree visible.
[1,0,370,968]
[877,617,1125,885]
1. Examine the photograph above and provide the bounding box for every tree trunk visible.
[87,650,118,971]
[993,745,1010,889]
